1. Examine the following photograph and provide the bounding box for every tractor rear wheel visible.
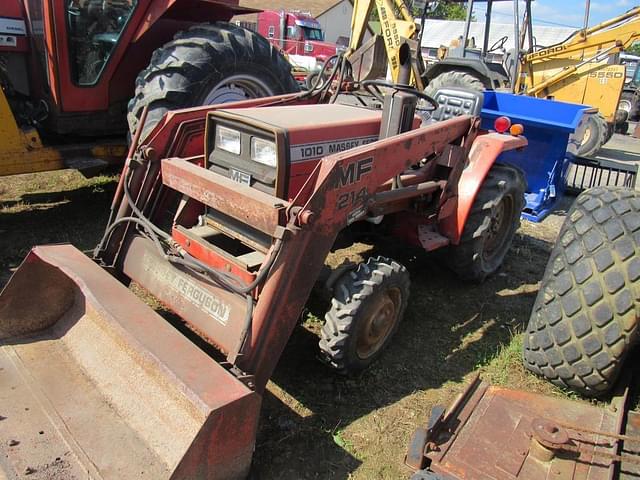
[319,257,410,374]
[446,163,526,283]
[424,71,485,98]
[128,22,299,140]
[523,187,640,397]
[577,113,608,158]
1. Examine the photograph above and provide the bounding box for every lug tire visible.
[620,91,639,121]
[128,22,299,140]
[523,187,640,397]
[605,122,615,143]
[577,113,608,158]
[319,257,410,374]
[446,163,526,283]
[424,70,485,98]
[615,122,629,135]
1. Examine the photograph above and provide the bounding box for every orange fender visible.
[439,133,527,245]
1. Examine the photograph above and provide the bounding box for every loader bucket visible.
[0,245,260,479]
[349,35,387,82]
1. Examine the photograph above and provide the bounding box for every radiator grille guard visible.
[565,156,638,194]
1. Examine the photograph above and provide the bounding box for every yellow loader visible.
[345,0,639,157]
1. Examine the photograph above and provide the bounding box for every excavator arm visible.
[517,7,640,99]
[515,7,640,121]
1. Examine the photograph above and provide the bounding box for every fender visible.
[132,0,261,42]
[439,133,527,245]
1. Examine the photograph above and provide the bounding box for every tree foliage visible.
[370,1,469,22]
[626,41,640,57]
[418,2,468,20]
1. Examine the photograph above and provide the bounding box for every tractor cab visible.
[423,0,527,91]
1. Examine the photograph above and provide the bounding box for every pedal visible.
[418,225,450,251]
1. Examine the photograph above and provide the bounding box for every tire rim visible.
[483,195,514,263]
[619,99,632,113]
[356,287,401,360]
[582,122,592,145]
[201,74,275,104]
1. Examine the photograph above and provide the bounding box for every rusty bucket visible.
[0,245,260,479]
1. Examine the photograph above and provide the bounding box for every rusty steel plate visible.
[408,378,630,480]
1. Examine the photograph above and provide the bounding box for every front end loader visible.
[0,56,528,477]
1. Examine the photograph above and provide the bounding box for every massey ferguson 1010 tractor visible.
[0,0,298,176]
[0,50,528,478]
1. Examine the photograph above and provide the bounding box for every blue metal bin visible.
[480,91,591,222]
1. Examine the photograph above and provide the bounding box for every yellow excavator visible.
[345,0,640,157]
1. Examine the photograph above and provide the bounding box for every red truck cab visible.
[257,10,339,63]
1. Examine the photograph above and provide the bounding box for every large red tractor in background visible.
[0,0,298,175]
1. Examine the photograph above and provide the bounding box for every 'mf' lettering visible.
[334,157,373,189]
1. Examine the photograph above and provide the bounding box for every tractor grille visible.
[565,157,638,194]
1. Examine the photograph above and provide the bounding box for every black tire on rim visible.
[446,163,526,283]
[319,257,410,374]
[523,187,640,397]
[620,91,639,122]
[127,22,299,140]
[577,113,608,158]
[424,70,486,98]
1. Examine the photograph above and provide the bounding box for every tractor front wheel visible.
[128,22,299,140]
[446,163,526,283]
[319,257,410,374]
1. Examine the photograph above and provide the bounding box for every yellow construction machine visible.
[515,6,639,156]
[345,0,640,157]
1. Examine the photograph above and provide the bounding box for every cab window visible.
[66,0,137,85]
[302,27,323,41]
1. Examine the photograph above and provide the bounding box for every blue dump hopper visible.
[481,92,591,222]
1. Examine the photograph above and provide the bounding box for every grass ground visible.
[0,169,624,479]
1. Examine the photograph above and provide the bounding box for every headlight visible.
[251,137,277,167]
[215,126,241,154]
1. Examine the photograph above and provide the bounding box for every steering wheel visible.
[361,79,439,111]
[488,35,508,52]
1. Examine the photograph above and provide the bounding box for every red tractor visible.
[0,52,528,477]
[0,0,298,175]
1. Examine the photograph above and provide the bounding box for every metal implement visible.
[406,376,640,480]
[0,245,259,479]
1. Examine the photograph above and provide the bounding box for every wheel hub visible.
[202,74,274,105]
[483,196,513,262]
[356,288,401,360]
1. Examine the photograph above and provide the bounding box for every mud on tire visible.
[319,257,410,374]
[446,163,526,283]
[523,187,640,397]
[128,22,299,140]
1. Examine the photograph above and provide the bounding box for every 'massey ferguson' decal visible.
[290,135,377,162]
[0,18,26,36]
[142,252,231,326]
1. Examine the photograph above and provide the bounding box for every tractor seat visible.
[429,88,484,122]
